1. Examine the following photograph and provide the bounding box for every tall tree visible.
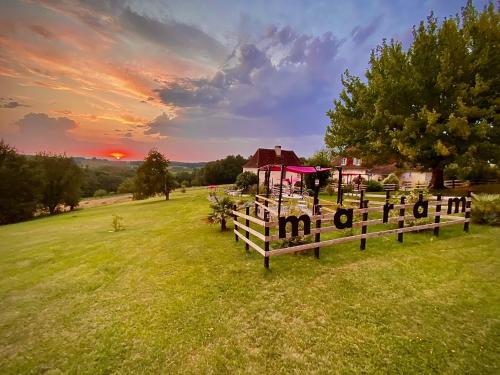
[325,1,499,188]
[134,149,176,200]
[35,153,83,214]
[0,141,40,224]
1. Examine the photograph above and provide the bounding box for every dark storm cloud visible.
[152,25,344,139]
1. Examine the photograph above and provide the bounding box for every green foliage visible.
[0,140,40,224]
[382,173,400,189]
[305,149,332,189]
[134,149,176,200]
[325,2,500,188]
[325,184,335,196]
[207,194,234,231]
[198,155,247,185]
[235,171,258,192]
[111,214,125,232]
[34,153,83,214]
[472,194,500,225]
[94,189,107,198]
[117,177,136,194]
[445,162,499,181]
[174,171,193,186]
[80,165,136,197]
[366,180,383,192]
[180,182,187,193]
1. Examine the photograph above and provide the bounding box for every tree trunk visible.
[430,167,445,189]
[165,190,170,200]
[221,217,226,231]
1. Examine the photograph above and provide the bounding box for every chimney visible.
[274,145,282,157]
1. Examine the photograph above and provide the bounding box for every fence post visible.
[264,206,270,269]
[254,196,259,217]
[359,190,365,209]
[245,206,250,251]
[464,190,471,232]
[233,204,239,242]
[360,200,368,250]
[398,196,405,242]
[385,190,391,204]
[314,205,321,259]
[433,193,441,236]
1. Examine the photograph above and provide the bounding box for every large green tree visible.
[34,153,83,214]
[325,1,499,188]
[0,141,40,224]
[134,149,176,200]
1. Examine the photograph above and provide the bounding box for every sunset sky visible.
[0,0,488,161]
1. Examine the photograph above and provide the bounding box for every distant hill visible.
[72,157,205,172]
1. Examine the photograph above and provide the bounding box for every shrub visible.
[325,184,335,196]
[94,189,107,197]
[207,194,234,231]
[366,180,383,192]
[342,184,353,193]
[247,184,258,196]
[180,182,187,193]
[471,194,500,225]
[117,177,136,194]
[235,171,258,192]
[382,173,400,190]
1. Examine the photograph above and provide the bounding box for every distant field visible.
[0,189,499,373]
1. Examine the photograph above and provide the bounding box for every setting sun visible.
[110,152,126,160]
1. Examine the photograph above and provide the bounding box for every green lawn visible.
[0,189,499,374]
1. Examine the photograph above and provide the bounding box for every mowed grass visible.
[0,189,499,374]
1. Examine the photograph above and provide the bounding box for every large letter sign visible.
[413,195,428,218]
[279,215,311,238]
[447,197,466,214]
[334,208,353,229]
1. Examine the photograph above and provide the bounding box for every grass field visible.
[0,188,499,374]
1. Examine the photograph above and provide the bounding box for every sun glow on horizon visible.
[110,152,126,160]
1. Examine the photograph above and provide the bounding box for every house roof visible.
[244,148,302,168]
[368,163,398,175]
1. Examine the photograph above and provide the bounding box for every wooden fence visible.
[233,191,471,269]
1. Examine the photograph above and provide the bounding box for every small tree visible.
[207,195,234,231]
[134,149,176,200]
[180,181,187,193]
[235,171,258,192]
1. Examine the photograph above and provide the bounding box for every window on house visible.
[353,158,362,166]
[341,157,347,166]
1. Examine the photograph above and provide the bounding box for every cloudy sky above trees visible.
[0,0,488,160]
